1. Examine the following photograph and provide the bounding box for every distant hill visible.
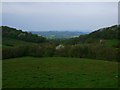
[31,31,88,39]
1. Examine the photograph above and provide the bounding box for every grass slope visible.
[105,39,118,47]
[3,37,37,48]
[3,57,118,88]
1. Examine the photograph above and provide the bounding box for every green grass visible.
[105,39,119,47]
[3,38,37,48]
[3,57,118,88]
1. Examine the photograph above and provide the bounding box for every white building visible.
[56,44,64,50]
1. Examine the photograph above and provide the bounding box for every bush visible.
[2,46,28,59]
[2,43,118,62]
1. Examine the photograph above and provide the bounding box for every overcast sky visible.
[2,2,118,32]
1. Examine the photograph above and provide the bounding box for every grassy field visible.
[3,57,118,88]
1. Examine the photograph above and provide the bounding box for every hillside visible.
[89,25,118,39]
[1,25,119,44]
[1,26,46,43]
[63,25,119,46]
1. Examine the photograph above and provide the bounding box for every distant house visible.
[56,44,64,50]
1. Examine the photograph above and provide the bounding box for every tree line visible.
[2,43,118,62]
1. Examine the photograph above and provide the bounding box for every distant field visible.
[3,57,118,88]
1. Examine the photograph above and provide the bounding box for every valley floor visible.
[2,57,118,88]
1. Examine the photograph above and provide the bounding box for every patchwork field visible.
[2,57,118,88]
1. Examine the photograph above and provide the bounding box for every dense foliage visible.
[89,25,118,39]
[2,25,119,62]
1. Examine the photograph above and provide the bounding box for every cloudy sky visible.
[2,2,118,32]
